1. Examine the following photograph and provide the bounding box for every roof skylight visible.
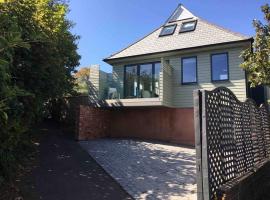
[159,24,177,37]
[179,21,197,33]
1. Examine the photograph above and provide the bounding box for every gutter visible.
[103,38,254,64]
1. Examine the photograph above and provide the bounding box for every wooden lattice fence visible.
[194,87,270,200]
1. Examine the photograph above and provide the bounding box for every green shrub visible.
[0,0,80,183]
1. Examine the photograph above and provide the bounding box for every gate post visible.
[201,90,210,200]
[193,90,203,200]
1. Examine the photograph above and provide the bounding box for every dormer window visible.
[179,20,197,33]
[159,24,177,36]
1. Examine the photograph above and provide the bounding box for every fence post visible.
[193,90,204,200]
[201,90,210,200]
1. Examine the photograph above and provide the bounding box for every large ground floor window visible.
[124,62,161,98]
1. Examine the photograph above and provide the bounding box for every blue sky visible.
[68,0,268,72]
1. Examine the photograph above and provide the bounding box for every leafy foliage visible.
[74,67,91,94]
[0,13,31,183]
[0,0,80,182]
[241,4,270,87]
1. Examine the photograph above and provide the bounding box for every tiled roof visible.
[104,5,251,62]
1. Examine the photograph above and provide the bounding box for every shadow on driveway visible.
[20,122,132,200]
[80,139,197,200]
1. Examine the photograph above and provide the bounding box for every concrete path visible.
[80,139,197,200]
[20,123,132,200]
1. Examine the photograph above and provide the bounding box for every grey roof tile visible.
[105,6,250,61]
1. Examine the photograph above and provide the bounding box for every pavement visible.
[19,123,132,200]
[80,139,197,200]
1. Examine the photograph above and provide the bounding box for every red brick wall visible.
[76,106,195,145]
[109,107,194,145]
[76,105,110,140]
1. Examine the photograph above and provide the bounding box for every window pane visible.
[124,62,161,99]
[211,54,228,81]
[160,24,176,36]
[124,65,137,98]
[154,63,161,97]
[179,21,196,33]
[182,57,197,83]
[139,64,153,98]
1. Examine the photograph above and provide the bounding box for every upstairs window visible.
[211,53,229,81]
[159,24,177,36]
[179,20,197,33]
[181,57,197,84]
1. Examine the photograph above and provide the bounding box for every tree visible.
[0,0,80,182]
[0,12,32,183]
[241,4,270,87]
[74,67,90,94]
[0,0,80,120]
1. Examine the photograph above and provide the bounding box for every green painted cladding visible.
[111,45,247,108]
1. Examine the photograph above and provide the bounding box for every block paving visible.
[80,139,197,200]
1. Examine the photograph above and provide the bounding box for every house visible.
[87,65,112,101]
[79,4,262,145]
[74,65,113,98]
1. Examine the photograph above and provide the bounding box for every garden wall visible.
[76,106,110,140]
[76,106,195,146]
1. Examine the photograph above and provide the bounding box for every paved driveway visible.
[18,123,131,200]
[80,139,197,200]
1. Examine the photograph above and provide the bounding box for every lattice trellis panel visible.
[200,87,270,200]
